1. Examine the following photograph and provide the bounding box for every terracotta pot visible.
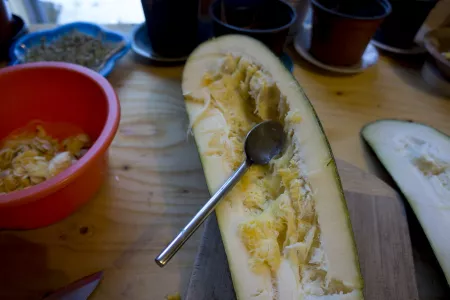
[310,0,391,66]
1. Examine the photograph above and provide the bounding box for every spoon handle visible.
[155,159,250,267]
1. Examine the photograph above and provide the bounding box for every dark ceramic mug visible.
[140,0,200,58]
[310,0,391,66]
[210,0,296,56]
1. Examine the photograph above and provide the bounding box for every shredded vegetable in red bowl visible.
[0,62,120,229]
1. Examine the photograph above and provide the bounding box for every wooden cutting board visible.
[186,159,420,300]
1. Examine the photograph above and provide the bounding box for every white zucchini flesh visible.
[182,35,363,299]
[362,119,450,285]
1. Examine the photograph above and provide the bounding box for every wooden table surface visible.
[291,51,450,171]
[0,24,449,299]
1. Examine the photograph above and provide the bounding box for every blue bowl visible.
[9,22,131,77]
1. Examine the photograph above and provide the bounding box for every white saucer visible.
[294,25,379,74]
[371,39,426,55]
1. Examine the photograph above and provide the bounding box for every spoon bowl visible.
[245,120,285,165]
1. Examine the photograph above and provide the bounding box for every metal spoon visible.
[155,120,285,267]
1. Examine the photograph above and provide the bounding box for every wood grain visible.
[186,160,419,300]
[289,49,450,172]
[0,52,195,300]
[0,24,448,299]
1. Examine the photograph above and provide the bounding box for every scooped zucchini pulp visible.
[362,120,450,285]
[182,35,363,299]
